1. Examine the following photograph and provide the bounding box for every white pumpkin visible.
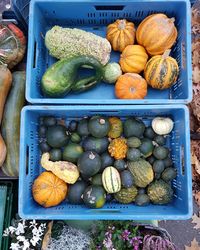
[152,117,174,135]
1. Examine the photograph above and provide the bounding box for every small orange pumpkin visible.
[119,45,148,73]
[115,73,147,99]
[32,171,68,208]
[106,19,135,52]
[136,14,177,55]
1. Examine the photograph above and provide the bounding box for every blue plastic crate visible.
[19,105,192,220]
[12,0,30,25]
[26,0,192,105]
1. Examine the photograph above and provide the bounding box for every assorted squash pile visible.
[33,115,177,209]
[42,13,179,99]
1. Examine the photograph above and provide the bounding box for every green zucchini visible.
[1,71,25,176]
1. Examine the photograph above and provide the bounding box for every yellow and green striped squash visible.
[144,51,179,90]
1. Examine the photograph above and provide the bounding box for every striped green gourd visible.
[102,166,121,193]
[114,186,138,204]
[128,159,154,188]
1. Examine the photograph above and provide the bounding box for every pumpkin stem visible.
[99,118,105,125]
[162,49,171,59]
[169,17,175,23]
[118,19,126,30]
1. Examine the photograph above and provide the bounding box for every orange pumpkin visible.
[106,19,135,52]
[136,14,177,55]
[32,171,68,208]
[115,73,147,99]
[119,45,148,73]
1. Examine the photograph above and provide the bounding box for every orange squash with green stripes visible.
[136,14,177,55]
[144,50,179,90]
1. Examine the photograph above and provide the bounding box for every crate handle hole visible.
[181,145,185,176]
[89,110,120,114]
[95,5,124,11]
[26,145,29,175]
[33,41,37,69]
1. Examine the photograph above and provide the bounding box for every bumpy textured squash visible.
[115,73,147,99]
[108,137,128,160]
[136,14,177,55]
[119,45,148,73]
[32,171,68,208]
[144,50,179,89]
[106,19,135,52]
[41,152,79,184]
[102,166,121,193]
[128,159,154,188]
[147,180,174,204]
[108,117,123,139]
[114,186,138,204]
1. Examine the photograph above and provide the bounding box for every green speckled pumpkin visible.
[114,186,138,204]
[128,159,154,188]
[83,185,106,208]
[147,180,174,204]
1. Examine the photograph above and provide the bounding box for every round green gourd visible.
[114,159,127,171]
[124,118,145,138]
[147,180,174,205]
[50,148,62,161]
[144,126,156,139]
[102,166,121,193]
[46,125,69,148]
[77,151,101,178]
[39,141,51,153]
[127,148,141,161]
[82,136,109,154]
[68,180,88,204]
[83,185,106,208]
[154,135,166,146]
[128,159,154,188]
[139,138,154,158]
[147,155,156,165]
[120,170,134,188]
[77,119,90,137]
[39,125,47,138]
[70,132,81,143]
[163,157,173,168]
[101,152,114,171]
[68,120,78,132]
[153,160,165,173]
[43,116,57,126]
[161,167,177,182]
[127,137,142,148]
[91,174,103,186]
[114,186,138,204]
[88,116,110,138]
[135,194,150,206]
[63,143,83,163]
[153,146,169,160]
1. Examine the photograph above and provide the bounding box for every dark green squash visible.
[39,141,51,153]
[154,135,166,146]
[83,185,106,208]
[127,137,141,148]
[127,148,141,161]
[63,143,83,163]
[135,194,150,206]
[163,157,173,168]
[46,125,69,148]
[101,152,114,171]
[88,116,110,138]
[139,138,154,158]
[43,116,57,126]
[39,125,47,138]
[114,186,138,204]
[91,173,103,186]
[77,118,90,137]
[114,159,127,171]
[68,120,78,132]
[120,170,134,188]
[70,132,81,143]
[124,118,145,138]
[147,155,156,165]
[153,146,169,160]
[144,126,156,139]
[68,180,88,204]
[77,151,101,178]
[153,160,165,173]
[161,167,177,182]
[82,136,109,154]
[50,148,62,161]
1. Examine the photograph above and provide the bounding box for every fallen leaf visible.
[192,214,200,230]
[41,221,53,250]
[193,66,200,85]
[185,238,200,250]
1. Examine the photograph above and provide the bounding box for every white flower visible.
[22,239,30,250]
[30,220,37,228]
[17,235,25,242]
[8,226,16,234]
[30,236,41,246]
[40,223,46,228]
[15,223,25,235]
[10,242,20,250]
[3,228,10,236]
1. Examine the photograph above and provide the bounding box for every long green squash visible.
[1,71,25,176]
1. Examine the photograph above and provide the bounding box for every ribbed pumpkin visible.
[144,50,179,89]
[32,171,68,208]
[114,186,138,204]
[102,166,121,193]
[128,159,154,188]
[108,117,123,139]
[108,137,128,160]
[119,45,148,73]
[115,73,147,99]
[106,19,135,52]
[136,14,177,55]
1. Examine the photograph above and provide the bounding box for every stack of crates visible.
[19,0,193,220]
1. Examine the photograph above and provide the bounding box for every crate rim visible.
[19,104,192,220]
[26,0,192,105]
